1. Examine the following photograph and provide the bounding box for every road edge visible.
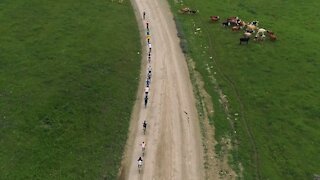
[117,0,147,179]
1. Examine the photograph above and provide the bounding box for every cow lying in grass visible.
[267,31,277,41]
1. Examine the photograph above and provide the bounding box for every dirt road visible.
[119,0,204,179]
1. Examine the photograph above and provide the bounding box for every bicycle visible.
[141,142,146,156]
[138,160,143,173]
[144,96,148,108]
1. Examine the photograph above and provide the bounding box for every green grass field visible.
[0,1,140,179]
[170,0,320,179]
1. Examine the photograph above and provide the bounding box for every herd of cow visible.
[210,16,277,44]
[179,7,277,44]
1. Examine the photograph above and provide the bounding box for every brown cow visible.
[269,34,277,41]
[267,31,277,41]
[246,24,258,32]
[232,26,241,31]
[227,16,239,21]
[210,16,220,22]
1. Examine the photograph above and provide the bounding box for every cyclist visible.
[138,156,143,168]
[141,141,146,151]
[144,96,148,108]
[143,120,147,130]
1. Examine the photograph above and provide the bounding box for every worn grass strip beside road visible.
[0,1,140,179]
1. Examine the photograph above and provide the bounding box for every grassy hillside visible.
[169,0,320,179]
[0,0,140,179]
